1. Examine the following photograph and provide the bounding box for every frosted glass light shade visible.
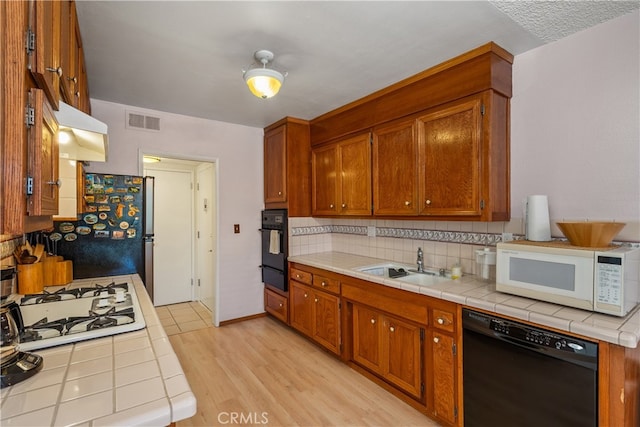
[244,68,284,99]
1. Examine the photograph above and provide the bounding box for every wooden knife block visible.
[17,263,43,294]
[43,255,73,286]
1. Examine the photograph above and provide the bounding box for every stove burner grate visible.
[21,289,81,305]
[20,282,130,306]
[65,307,135,334]
[20,317,66,342]
[77,282,129,298]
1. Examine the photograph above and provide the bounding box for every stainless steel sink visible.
[355,263,411,277]
[395,273,450,287]
[354,263,450,286]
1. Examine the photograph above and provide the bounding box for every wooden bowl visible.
[556,222,625,247]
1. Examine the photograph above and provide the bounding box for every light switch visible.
[234,224,240,234]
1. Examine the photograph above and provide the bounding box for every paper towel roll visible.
[525,195,551,241]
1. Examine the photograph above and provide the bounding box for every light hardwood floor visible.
[168,314,441,427]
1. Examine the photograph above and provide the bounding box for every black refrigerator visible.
[53,173,155,298]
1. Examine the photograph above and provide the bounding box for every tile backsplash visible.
[289,217,640,279]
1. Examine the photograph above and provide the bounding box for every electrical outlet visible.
[502,232,513,242]
[234,224,240,234]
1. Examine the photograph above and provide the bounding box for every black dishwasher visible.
[462,309,598,427]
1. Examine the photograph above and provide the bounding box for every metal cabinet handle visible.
[437,318,445,325]
[425,199,432,205]
[370,318,376,324]
[304,293,308,298]
[433,337,440,343]
[329,204,334,209]
[314,298,318,303]
[67,76,78,84]
[46,179,62,187]
[75,92,80,98]
[278,303,283,308]
[46,66,63,77]
[341,203,347,208]
[405,201,411,206]
[321,281,327,287]
[389,326,395,333]
[296,274,301,279]
[277,191,282,195]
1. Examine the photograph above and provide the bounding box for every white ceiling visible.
[75,1,639,129]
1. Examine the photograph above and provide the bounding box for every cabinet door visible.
[264,287,288,324]
[27,88,59,216]
[289,281,313,336]
[418,97,482,216]
[75,46,90,113]
[384,315,423,399]
[264,125,287,204]
[338,133,371,215]
[311,144,339,215]
[431,331,457,425]
[352,304,383,373]
[30,0,61,110]
[373,120,419,215]
[313,290,340,354]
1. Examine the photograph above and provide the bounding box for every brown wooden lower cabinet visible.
[352,303,424,400]
[289,279,340,355]
[264,286,288,324]
[280,262,639,427]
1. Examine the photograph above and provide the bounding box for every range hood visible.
[54,101,109,162]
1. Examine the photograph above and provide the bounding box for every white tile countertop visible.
[289,251,640,349]
[0,274,196,426]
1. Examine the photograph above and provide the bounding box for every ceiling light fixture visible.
[243,50,287,99]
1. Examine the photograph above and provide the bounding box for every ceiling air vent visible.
[126,111,161,131]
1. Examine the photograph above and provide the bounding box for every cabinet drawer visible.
[432,308,455,333]
[265,288,288,323]
[290,268,312,285]
[313,275,340,295]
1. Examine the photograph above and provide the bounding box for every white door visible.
[196,163,216,313]
[146,167,193,306]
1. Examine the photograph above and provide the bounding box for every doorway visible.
[142,154,218,324]
[144,166,193,306]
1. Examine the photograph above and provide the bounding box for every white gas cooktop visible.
[17,278,146,352]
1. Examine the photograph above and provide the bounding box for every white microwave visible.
[496,241,640,316]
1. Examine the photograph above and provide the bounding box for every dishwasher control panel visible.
[489,317,592,354]
[464,309,598,362]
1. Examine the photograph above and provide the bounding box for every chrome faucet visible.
[416,247,424,273]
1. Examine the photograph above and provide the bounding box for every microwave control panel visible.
[595,255,623,305]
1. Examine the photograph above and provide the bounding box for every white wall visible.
[86,100,264,322]
[511,10,639,241]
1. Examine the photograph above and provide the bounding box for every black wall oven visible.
[260,209,288,292]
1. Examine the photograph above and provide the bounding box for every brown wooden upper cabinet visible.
[263,117,311,216]
[371,92,506,220]
[417,96,482,217]
[312,132,372,216]
[311,42,512,221]
[27,88,60,217]
[372,119,420,215]
[58,1,89,113]
[29,0,61,111]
